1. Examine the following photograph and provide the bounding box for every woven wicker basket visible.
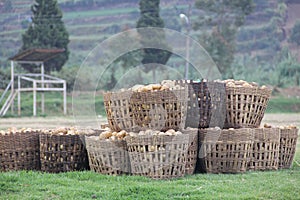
[182,128,198,175]
[248,128,280,171]
[175,80,226,128]
[198,128,254,174]
[85,136,131,175]
[0,131,40,172]
[130,88,188,131]
[278,128,299,169]
[104,90,139,132]
[126,134,190,179]
[224,86,272,128]
[39,134,89,173]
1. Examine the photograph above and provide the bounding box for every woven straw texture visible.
[85,136,130,175]
[104,90,139,132]
[182,128,198,175]
[0,131,40,171]
[130,88,188,131]
[224,86,272,128]
[198,128,254,174]
[175,80,226,128]
[248,128,280,171]
[126,134,190,179]
[278,128,299,169]
[39,134,89,173]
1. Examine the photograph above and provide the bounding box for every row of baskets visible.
[1,127,297,179]
[0,132,91,173]
[86,127,298,179]
[104,80,272,132]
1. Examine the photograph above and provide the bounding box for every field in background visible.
[0,113,299,130]
[1,92,300,119]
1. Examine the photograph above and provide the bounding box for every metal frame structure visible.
[0,48,67,116]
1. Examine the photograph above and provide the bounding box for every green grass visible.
[0,139,299,200]
[1,92,106,117]
[63,7,138,20]
[266,96,300,113]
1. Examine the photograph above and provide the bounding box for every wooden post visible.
[18,75,21,116]
[33,81,37,116]
[11,61,14,114]
[63,81,67,115]
[41,63,45,115]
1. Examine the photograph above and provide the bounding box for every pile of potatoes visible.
[0,127,39,135]
[99,128,183,141]
[263,123,298,130]
[99,128,129,141]
[222,79,268,90]
[126,80,185,92]
[40,127,98,135]
[41,127,78,135]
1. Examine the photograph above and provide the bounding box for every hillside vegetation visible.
[0,0,300,92]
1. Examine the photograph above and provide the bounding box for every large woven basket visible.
[39,134,89,173]
[279,128,299,169]
[224,86,272,128]
[130,88,188,131]
[0,131,40,171]
[85,136,131,175]
[182,128,198,175]
[248,128,280,171]
[175,80,226,128]
[198,128,254,174]
[104,90,139,132]
[126,134,190,179]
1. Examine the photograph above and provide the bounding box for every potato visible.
[149,145,156,152]
[150,84,161,90]
[264,123,272,128]
[160,85,169,91]
[131,84,144,92]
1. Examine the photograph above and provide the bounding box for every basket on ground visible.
[175,80,226,128]
[248,128,280,171]
[198,128,254,174]
[125,134,190,179]
[183,128,198,175]
[39,134,89,173]
[130,88,188,131]
[224,86,272,128]
[104,90,139,132]
[278,128,298,169]
[0,130,40,171]
[85,136,130,175]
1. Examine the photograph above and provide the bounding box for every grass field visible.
[0,114,299,199]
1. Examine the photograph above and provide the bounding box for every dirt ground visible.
[0,113,299,130]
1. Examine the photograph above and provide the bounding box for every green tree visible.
[277,48,300,86]
[136,0,171,81]
[289,20,300,46]
[20,0,69,73]
[3,0,12,12]
[194,0,254,79]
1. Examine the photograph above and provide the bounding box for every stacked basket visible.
[86,82,200,179]
[196,79,286,173]
[91,79,298,177]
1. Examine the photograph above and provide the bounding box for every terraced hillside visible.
[0,0,299,73]
[0,0,192,68]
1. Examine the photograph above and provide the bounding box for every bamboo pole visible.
[11,61,14,114]
[41,63,45,115]
[63,81,67,115]
[33,81,37,116]
[18,75,21,116]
